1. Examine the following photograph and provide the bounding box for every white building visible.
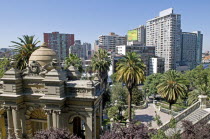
[98,32,126,52]
[149,57,165,74]
[181,31,203,69]
[146,8,182,71]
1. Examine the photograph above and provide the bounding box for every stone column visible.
[20,108,26,135]
[45,110,53,129]
[94,110,97,139]
[52,111,57,128]
[99,102,103,133]
[12,106,22,139]
[86,114,93,139]
[6,107,14,138]
[55,111,61,128]
[199,95,208,109]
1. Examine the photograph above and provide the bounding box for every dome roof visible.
[29,42,57,69]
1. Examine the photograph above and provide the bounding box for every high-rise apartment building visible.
[128,25,146,45]
[83,42,92,59]
[98,32,126,52]
[116,44,155,75]
[146,8,182,71]
[69,40,92,60]
[181,31,203,69]
[44,32,74,61]
[194,31,203,65]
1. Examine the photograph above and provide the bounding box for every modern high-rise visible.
[69,40,92,60]
[181,31,203,69]
[128,25,146,45]
[194,31,203,65]
[83,42,92,59]
[98,32,126,52]
[44,32,74,61]
[116,44,155,75]
[146,8,182,71]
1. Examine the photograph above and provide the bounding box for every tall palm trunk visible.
[169,103,172,110]
[128,88,132,121]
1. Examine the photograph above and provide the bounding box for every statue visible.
[22,61,41,76]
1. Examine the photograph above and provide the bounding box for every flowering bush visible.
[101,121,156,139]
[34,128,81,139]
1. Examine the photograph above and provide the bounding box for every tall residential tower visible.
[181,31,203,69]
[146,8,182,71]
[44,32,74,61]
[97,32,126,52]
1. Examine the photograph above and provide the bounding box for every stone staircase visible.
[158,100,210,137]
[165,108,210,136]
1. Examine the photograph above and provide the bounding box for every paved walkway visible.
[134,103,172,128]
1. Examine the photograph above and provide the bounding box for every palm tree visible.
[11,35,40,70]
[91,49,111,89]
[116,52,145,121]
[157,70,187,110]
[65,54,83,73]
[188,84,210,105]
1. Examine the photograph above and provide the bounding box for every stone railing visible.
[0,81,3,94]
[207,100,210,108]
[181,110,210,134]
[158,101,200,131]
[153,102,180,116]
[159,107,180,116]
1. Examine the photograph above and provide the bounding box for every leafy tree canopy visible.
[0,58,10,78]
[11,35,40,70]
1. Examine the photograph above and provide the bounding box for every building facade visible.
[44,32,74,61]
[116,44,155,75]
[128,25,146,45]
[149,57,165,74]
[69,41,92,60]
[146,8,182,71]
[98,32,126,52]
[180,31,203,69]
[0,43,103,139]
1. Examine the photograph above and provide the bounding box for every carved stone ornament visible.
[51,58,59,69]
[10,59,16,69]
[23,61,49,76]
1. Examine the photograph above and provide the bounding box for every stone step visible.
[165,109,209,136]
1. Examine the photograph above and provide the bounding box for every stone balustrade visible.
[158,101,200,131]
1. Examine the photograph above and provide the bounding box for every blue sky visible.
[0,0,210,51]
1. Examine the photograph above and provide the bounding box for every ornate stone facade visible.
[0,43,103,139]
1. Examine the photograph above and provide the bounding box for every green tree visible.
[107,106,119,121]
[188,84,210,105]
[143,73,162,98]
[132,87,144,106]
[110,83,128,106]
[185,65,210,105]
[184,65,207,89]
[0,58,10,78]
[110,83,128,119]
[154,111,162,126]
[157,70,187,110]
[151,130,167,139]
[65,54,83,73]
[11,35,40,70]
[91,49,111,89]
[116,52,145,121]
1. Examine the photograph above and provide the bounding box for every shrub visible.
[101,121,157,139]
[34,128,81,139]
[181,120,210,139]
